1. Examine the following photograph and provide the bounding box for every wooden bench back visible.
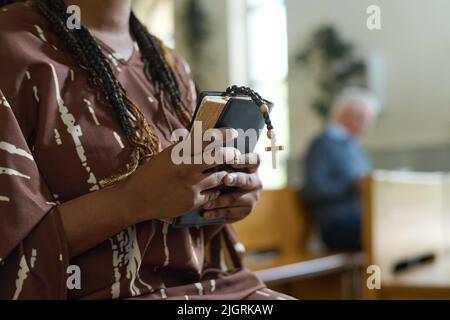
[233,188,310,266]
[362,171,448,286]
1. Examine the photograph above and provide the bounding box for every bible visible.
[172,90,274,228]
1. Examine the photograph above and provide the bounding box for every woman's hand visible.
[60,128,242,257]
[201,153,262,224]
[123,128,241,224]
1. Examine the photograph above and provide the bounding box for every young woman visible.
[0,0,293,300]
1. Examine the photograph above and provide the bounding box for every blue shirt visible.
[302,124,370,225]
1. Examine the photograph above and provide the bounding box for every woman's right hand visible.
[59,128,240,257]
[122,128,240,224]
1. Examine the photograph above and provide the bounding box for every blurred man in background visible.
[303,87,380,251]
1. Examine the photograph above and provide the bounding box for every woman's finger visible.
[230,153,261,172]
[202,191,255,210]
[196,189,222,208]
[203,206,251,222]
[223,172,262,191]
[197,171,228,190]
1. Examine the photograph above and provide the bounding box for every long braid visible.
[130,13,192,126]
[0,0,185,131]
[38,0,135,137]
[34,0,192,187]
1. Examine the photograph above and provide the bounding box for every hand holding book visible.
[202,153,262,224]
[172,86,282,228]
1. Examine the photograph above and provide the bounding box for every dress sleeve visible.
[0,89,69,299]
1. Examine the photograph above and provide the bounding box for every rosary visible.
[225,85,284,169]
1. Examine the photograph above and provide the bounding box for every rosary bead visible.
[227,85,277,138]
[259,103,270,114]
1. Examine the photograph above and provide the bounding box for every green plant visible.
[297,25,366,121]
[183,0,210,58]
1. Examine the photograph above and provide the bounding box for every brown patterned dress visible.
[0,3,295,300]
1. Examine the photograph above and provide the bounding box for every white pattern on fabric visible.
[49,63,100,192]
[187,232,200,269]
[113,132,125,149]
[30,249,37,268]
[109,226,153,299]
[54,129,62,145]
[107,54,122,73]
[256,290,271,297]
[12,250,37,300]
[162,222,170,267]
[53,194,61,205]
[210,279,216,293]
[34,24,47,42]
[83,99,100,126]
[32,86,40,103]
[220,249,227,273]
[0,141,34,160]
[194,282,204,296]
[0,95,11,108]
[126,109,137,122]
[0,167,30,180]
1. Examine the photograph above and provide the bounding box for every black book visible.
[172,91,274,228]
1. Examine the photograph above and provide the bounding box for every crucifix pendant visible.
[265,130,284,169]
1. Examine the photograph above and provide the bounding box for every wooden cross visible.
[265,131,284,169]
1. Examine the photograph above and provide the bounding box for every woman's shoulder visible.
[0,2,72,91]
[0,2,72,120]
[0,2,49,36]
[0,2,56,60]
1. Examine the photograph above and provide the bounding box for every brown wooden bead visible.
[259,103,270,113]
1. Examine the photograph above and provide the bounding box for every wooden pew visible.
[234,188,365,299]
[233,188,309,270]
[361,171,450,299]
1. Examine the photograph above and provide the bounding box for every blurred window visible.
[246,0,290,190]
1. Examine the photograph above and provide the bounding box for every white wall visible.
[286,0,450,160]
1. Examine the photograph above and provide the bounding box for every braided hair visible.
[2,0,193,186]
[38,0,192,131]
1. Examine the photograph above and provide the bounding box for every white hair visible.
[332,87,381,118]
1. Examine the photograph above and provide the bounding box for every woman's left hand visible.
[202,153,262,224]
